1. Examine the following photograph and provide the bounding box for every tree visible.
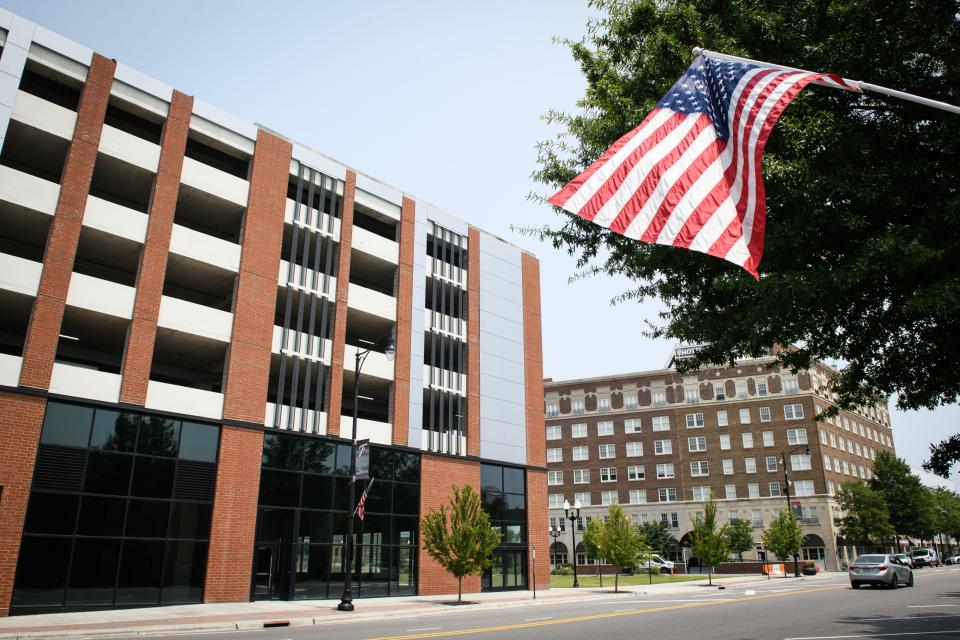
[581,517,605,586]
[531,0,960,474]
[833,481,895,549]
[638,520,678,558]
[932,488,960,555]
[725,518,755,563]
[870,451,936,544]
[691,499,729,585]
[421,484,501,603]
[762,509,804,576]
[592,504,651,592]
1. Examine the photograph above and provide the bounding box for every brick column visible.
[19,54,116,390]
[466,228,481,456]
[391,196,415,445]
[325,170,357,437]
[0,392,47,616]
[418,456,481,595]
[119,91,193,404]
[221,128,291,424]
[521,253,544,467]
[204,129,290,603]
[203,425,264,602]
[520,253,546,592]
[526,469,550,592]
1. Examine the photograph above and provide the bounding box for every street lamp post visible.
[549,525,561,570]
[780,444,810,578]
[338,337,395,612]
[563,499,582,588]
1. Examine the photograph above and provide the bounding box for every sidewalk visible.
[0,574,833,639]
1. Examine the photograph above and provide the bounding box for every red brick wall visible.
[466,228,481,456]
[119,91,193,404]
[325,170,357,436]
[0,392,46,616]
[391,196,415,445]
[418,455,482,596]
[203,425,264,603]
[19,54,116,390]
[526,469,550,591]
[521,253,544,467]
[221,129,291,424]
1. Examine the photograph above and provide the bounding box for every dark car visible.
[849,553,914,589]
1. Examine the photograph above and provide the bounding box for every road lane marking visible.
[855,614,960,621]
[524,617,552,621]
[364,584,848,640]
[405,628,441,632]
[908,604,959,608]
[358,569,960,640]
[785,631,960,639]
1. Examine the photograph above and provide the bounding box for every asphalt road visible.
[119,567,960,640]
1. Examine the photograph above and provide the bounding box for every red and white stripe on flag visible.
[548,55,858,278]
[357,489,368,521]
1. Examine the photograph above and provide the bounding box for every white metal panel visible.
[284,198,341,240]
[169,224,241,272]
[66,273,136,319]
[0,252,41,295]
[0,166,59,214]
[290,142,347,182]
[146,380,224,420]
[82,195,149,244]
[352,226,399,264]
[0,352,22,387]
[11,90,76,139]
[180,157,249,207]
[98,124,161,172]
[113,63,174,103]
[157,296,233,343]
[355,173,402,207]
[347,283,396,321]
[354,188,401,221]
[340,415,392,445]
[31,24,92,65]
[190,103,257,149]
[50,363,121,404]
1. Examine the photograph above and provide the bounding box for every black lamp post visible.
[563,499,582,588]
[549,525,562,569]
[337,337,395,612]
[780,444,811,577]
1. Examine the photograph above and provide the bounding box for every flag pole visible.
[692,47,960,115]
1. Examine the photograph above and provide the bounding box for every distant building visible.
[544,347,895,572]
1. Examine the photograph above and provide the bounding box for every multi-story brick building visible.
[544,347,895,572]
[0,10,546,616]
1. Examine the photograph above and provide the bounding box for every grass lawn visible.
[549,573,707,588]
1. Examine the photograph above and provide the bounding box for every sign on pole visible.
[355,439,370,479]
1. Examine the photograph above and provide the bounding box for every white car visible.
[641,554,675,574]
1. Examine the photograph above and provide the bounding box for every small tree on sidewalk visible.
[582,518,604,587]
[762,509,804,577]
[725,518,754,562]
[595,504,650,592]
[691,499,729,586]
[421,484,501,603]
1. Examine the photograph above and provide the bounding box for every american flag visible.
[548,54,859,277]
[356,478,375,521]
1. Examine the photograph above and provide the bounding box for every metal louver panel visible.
[32,446,86,491]
[173,460,216,501]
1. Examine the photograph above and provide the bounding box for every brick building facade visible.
[0,11,544,616]
[544,348,895,573]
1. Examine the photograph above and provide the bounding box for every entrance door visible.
[254,543,282,600]
[252,508,295,601]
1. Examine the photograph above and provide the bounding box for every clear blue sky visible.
[8,0,955,482]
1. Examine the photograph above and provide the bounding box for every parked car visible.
[849,554,914,589]
[909,548,940,568]
[944,554,960,565]
[641,554,676,574]
[892,553,914,568]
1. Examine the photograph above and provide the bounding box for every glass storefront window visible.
[12,401,219,614]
